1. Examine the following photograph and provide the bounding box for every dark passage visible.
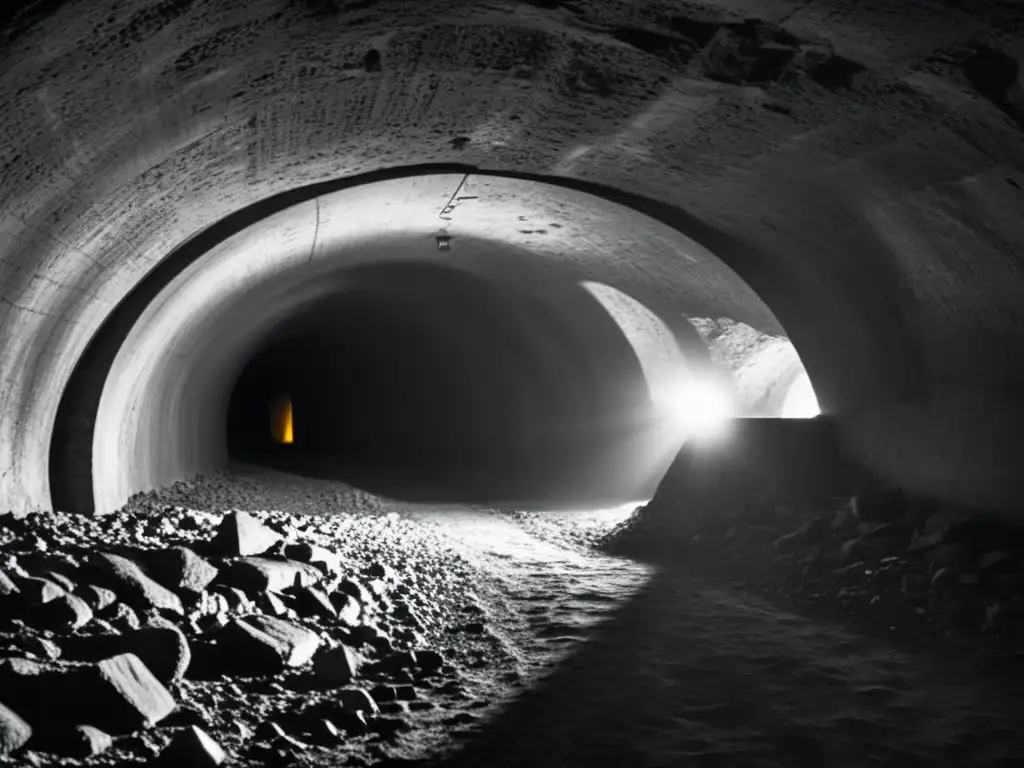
[226,263,655,505]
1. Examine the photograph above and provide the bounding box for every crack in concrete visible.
[439,172,471,224]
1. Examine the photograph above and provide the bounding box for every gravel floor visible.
[5,464,1024,767]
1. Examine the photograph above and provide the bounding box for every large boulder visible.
[0,654,175,735]
[210,511,281,557]
[218,557,323,594]
[61,622,191,684]
[87,554,184,615]
[135,547,219,596]
[216,615,321,674]
[312,644,361,686]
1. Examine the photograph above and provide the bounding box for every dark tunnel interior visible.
[225,262,657,506]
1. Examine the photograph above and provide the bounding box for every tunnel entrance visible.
[62,170,806,517]
[223,263,656,507]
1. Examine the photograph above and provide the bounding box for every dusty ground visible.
[4,463,1024,766]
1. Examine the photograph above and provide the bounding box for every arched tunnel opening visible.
[51,171,816,519]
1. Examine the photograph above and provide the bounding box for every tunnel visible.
[0,0,1022,519]
[222,260,668,505]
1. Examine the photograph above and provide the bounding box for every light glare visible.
[665,378,734,439]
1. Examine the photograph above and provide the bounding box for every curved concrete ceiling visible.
[2,0,1024,514]
[89,174,765,514]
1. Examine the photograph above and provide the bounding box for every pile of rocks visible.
[601,486,1024,661]
[0,504,499,766]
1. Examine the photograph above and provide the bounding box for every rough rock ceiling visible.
[1,0,1023,514]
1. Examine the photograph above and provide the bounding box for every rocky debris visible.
[14,576,66,605]
[0,701,31,756]
[88,553,184,615]
[285,541,342,575]
[216,615,322,673]
[313,643,361,686]
[305,717,343,746]
[210,511,281,556]
[135,547,220,596]
[218,556,322,593]
[0,482,503,768]
[351,623,394,654]
[0,653,175,736]
[339,576,374,606]
[49,724,113,758]
[603,478,1024,659]
[1,635,62,662]
[31,591,93,632]
[153,726,226,766]
[338,688,380,715]
[107,601,143,631]
[0,569,18,598]
[292,585,338,620]
[331,591,363,625]
[76,584,117,611]
[256,590,290,617]
[61,622,191,684]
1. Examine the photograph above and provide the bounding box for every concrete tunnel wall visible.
[2,0,1024,515]
[84,174,766,515]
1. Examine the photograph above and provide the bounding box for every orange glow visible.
[270,392,293,444]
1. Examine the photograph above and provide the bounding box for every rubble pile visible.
[0,503,504,766]
[601,486,1024,661]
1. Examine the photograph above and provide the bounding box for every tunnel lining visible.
[0,0,1016,520]
[54,166,799,515]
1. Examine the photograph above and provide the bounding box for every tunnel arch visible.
[34,157,1024,516]
[0,0,1014,516]
[70,170,789,515]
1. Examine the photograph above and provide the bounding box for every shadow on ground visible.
[426,562,1024,768]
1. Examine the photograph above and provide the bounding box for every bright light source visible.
[664,378,734,440]
[781,372,820,418]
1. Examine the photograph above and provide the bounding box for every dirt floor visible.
[3,463,1024,767]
